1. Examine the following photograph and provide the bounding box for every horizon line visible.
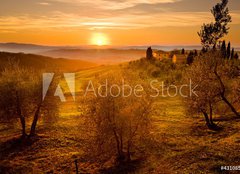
[1,42,240,49]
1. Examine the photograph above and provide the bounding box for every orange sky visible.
[0,0,239,46]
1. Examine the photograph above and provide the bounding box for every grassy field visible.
[0,64,240,173]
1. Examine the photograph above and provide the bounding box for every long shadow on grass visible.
[213,115,240,122]
[190,114,240,138]
[99,159,143,174]
[0,135,40,160]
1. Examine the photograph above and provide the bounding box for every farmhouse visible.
[172,54,187,64]
[152,49,188,64]
[153,50,171,60]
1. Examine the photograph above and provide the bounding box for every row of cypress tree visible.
[220,40,239,59]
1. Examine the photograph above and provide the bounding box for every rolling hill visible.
[0,52,97,72]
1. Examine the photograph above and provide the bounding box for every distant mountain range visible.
[0,43,79,53]
[1,43,240,53]
[1,42,240,52]
[0,43,239,64]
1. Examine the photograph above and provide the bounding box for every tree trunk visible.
[120,132,123,154]
[113,129,122,159]
[221,95,239,117]
[29,104,41,137]
[110,104,124,161]
[16,91,26,138]
[209,102,214,125]
[214,68,239,117]
[127,141,131,162]
[19,115,27,138]
[202,110,212,129]
[74,159,78,174]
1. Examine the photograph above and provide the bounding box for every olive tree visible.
[81,70,153,164]
[0,61,58,138]
[198,0,231,49]
[185,53,221,129]
[185,51,239,129]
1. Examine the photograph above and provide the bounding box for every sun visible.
[96,39,104,46]
[91,33,109,46]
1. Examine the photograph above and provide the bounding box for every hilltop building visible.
[172,54,187,64]
[153,50,187,63]
[153,50,170,60]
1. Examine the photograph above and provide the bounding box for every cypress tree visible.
[231,48,234,59]
[181,48,185,54]
[194,50,198,57]
[226,42,231,59]
[146,47,153,59]
[187,51,194,65]
[221,40,226,58]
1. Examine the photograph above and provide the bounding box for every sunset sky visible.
[0,0,239,46]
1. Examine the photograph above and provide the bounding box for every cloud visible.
[38,2,51,6]
[0,9,239,33]
[47,0,181,9]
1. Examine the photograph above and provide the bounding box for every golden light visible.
[90,32,109,46]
